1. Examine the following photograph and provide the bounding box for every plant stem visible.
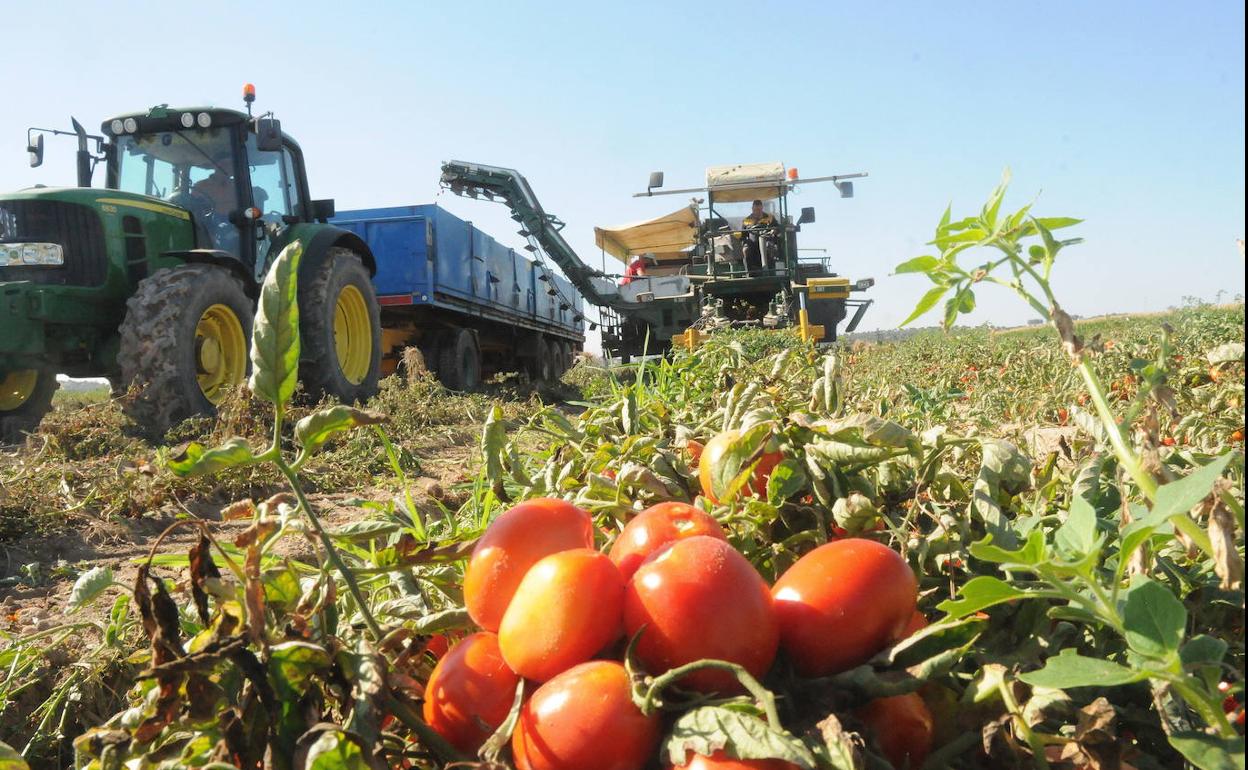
[998,675,1052,770]
[1075,359,1158,500]
[276,457,385,642]
[642,660,782,728]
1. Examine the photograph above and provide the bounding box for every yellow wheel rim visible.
[0,370,38,412]
[195,304,247,404]
[334,284,372,385]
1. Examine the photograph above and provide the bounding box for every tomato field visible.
[1,181,1245,770]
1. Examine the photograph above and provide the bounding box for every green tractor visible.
[1,88,382,440]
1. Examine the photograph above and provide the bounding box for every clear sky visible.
[3,0,1244,342]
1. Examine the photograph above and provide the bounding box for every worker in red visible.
[621,255,647,285]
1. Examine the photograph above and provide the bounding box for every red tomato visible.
[898,610,928,640]
[698,430,784,503]
[856,693,934,769]
[512,660,660,770]
[609,502,728,580]
[687,439,705,466]
[422,632,520,754]
[421,634,451,661]
[772,539,917,676]
[464,498,594,631]
[624,536,778,694]
[670,751,800,770]
[498,549,625,682]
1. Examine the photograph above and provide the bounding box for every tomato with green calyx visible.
[512,660,660,770]
[498,548,625,682]
[670,751,800,769]
[856,693,934,769]
[772,538,917,676]
[624,535,778,694]
[422,632,520,754]
[698,429,784,503]
[609,501,727,580]
[464,498,594,631]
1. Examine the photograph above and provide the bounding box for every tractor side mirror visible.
[310,198,336,222]
[28,134,44,168]
[835,181,854,199]
[255,118,283,152]
[797,206,816,225]
[647,171,664,191]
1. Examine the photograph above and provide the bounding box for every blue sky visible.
[3,0,1244,338]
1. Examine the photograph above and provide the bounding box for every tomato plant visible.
[699,429,784,503]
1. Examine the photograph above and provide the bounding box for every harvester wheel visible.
[299,248,382,404]
[118,264,252,436]
[437,329,481,391]
[557,340,573,374]
[0,369,59,443]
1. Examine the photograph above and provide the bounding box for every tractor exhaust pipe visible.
[71,117,92,187]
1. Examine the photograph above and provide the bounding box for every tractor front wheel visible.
[298,248,382,404]
[0,369,59,443]
[118,264,253,436]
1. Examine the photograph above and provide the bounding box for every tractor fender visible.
[276,223,377,284]
[163,250,256,295]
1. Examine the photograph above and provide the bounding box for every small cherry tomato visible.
[609,501,727,580]
[856,693,934,769]
[669,750,801,769]
[772,539,917,676]
[624,536,778,694]
[464,498,594,631]
[422,632,520,754]
[498,548,625,682]
[698,430,784,503]
[512,660,660,770]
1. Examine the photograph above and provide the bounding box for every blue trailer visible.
[331,204,585,389]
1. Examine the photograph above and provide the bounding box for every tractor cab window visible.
[114,128,242,255]
[245,133,303,265]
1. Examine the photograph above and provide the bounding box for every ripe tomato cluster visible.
[422,490,933,770]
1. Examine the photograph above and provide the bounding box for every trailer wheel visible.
[299,248,382,404]
[558,341,574,374]
[0,369,59,443]
[118,264,253,435]
[438,329,481,391]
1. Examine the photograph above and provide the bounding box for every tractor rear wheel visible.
[118,264,253,436]
[437,328,481,391]
[298,248,382,404]
[0,369,59,443]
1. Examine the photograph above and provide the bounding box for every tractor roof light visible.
[110,119,125,135]
[788,167,799,181]
[243,83,256,103]
[123,118,139,133]
[196,112,212,128]
[180,112,195,128]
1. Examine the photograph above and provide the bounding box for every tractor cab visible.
[99,103,319,277]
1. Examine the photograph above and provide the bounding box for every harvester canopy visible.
[705,161,786,203]
[594,203,699,263]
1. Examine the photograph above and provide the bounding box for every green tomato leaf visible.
[295,405,387,456]
[65,565,113,615]
[664,706,817,770]
[1121,577,1187,660]
[893,255,939,275]
[167,437,261,477]
[1054,494,1102,562]
[937,576,1028,618]
[1018,649,1147,689]
[969,529,1046,567]
[268,640,332,701]
[305,729,370,770]
[1167,732,1246,770]
[1141,452,1237,528]
[250,241,303,410]
[899,285,949,328]
[1179,635,1228,669]
[1032,216,1084,231]
[766,458,806,505]
[709,423,773,502]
